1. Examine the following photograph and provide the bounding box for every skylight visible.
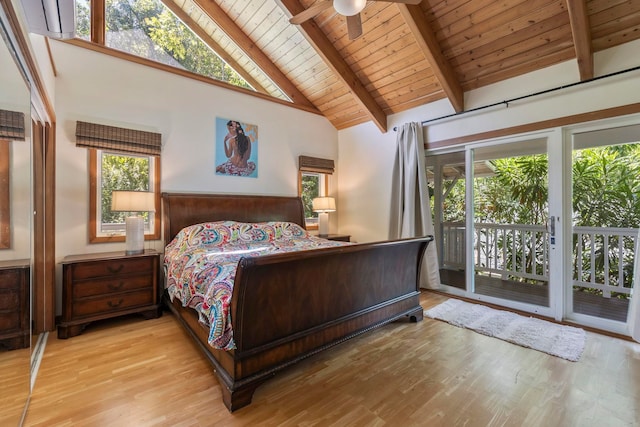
[75,0,252,89]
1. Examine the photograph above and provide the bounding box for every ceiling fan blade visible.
[346,14,363,40]
[375,0,422,4]
[289,1,333,25]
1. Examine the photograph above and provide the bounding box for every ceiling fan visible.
[289,0,422,40]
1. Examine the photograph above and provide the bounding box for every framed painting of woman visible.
[215,118,258,178]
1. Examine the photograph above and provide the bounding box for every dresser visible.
[0,259,30,350]
[58,250,161,339]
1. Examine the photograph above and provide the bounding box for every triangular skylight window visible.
[75,0,252,89]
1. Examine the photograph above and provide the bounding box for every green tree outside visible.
[431,143,640,292]
[301,173,320,221]
[76,0,250,88]
[101,153,150,225]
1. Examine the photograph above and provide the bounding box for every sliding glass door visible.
[567,123,640,332]
[427,151,467,291]
[469,139,552,309]
[427,117,640,335]
[428,132,563,319]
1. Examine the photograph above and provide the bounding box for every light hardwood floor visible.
[24,292,640,426]
[0,346,30,426]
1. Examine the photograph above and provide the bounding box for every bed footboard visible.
[219,235,432,410]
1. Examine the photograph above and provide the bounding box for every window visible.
[75,0,251,90]
[89,149,160,243]
[0,141,9,248]
[298,156,334,229]
[299,171,328,229]
[77,119,163,244]
[0,110,26,249]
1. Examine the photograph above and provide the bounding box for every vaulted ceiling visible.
[164,0,640,133]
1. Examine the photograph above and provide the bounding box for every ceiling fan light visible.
[333,0,367,16]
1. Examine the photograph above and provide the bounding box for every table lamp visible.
[111,190,155,255]
[312,197,336,237]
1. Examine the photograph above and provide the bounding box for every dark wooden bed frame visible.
[162,192,433,412]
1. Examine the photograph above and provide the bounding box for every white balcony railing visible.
[573,226,637,297]
[441,222,638,298]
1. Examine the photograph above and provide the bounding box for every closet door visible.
[0,13,32,425]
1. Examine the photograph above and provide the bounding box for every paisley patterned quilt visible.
[163,221,347,350]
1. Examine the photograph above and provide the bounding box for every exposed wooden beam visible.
[398,4,464,113]
[193,0,317,110]
[160,0,269,95]
[566,0,594,80]
[277,0,388,133]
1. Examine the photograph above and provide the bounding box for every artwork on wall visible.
[215,117,258,178]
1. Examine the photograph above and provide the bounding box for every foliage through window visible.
[299,172,327,229]
[428,142,640,293]
[90,150,160,242]
[75,0,251,89]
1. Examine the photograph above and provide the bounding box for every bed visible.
[161,192,433,411]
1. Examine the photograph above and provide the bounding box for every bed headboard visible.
[162,193,306,245]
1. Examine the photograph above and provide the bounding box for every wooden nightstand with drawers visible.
[0,259,30,350]
[324,234,351,242]
[58,250,161,339]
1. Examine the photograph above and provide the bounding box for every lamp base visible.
[125,216,145,256]
[125,249,145,256]
[318,212,329,237]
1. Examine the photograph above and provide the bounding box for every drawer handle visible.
[107,299,124,308]
[107,264,124,274]
[108,282,124,291]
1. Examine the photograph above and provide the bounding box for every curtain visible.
[628,229,640,342]
[389,122,440,289]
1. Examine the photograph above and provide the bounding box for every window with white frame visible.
[92,150,159,239]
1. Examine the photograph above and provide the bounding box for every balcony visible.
[438,222,636,322]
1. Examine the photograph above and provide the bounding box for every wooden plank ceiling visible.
[166,0,640,133]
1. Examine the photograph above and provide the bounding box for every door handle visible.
[548,216,557,246]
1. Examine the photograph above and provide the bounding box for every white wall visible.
[49,41,338,310]
[338,39,640,244]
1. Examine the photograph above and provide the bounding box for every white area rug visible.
[425,299,586,361]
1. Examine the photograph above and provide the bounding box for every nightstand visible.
[0,259,30,350]
[323,234,351,242]
[58,250,161,339]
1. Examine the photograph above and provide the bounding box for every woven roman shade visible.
[298,155,334,174]
[0,109,26,141]
[76,121,162,156]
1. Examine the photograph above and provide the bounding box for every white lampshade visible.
[111,191,155,255]
[312,197,336,213]
[111,191,156,212]
[333,0,367,16]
